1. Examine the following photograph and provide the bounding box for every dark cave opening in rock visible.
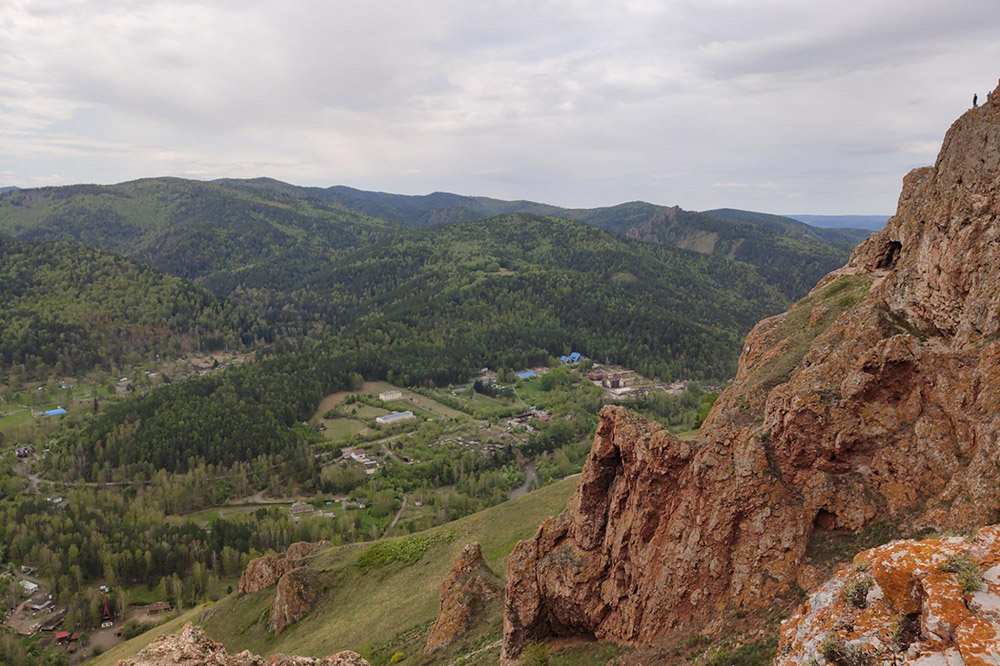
[812,509,838,532]
[875,240,902,269]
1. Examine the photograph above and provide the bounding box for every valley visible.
[0,119,961,666]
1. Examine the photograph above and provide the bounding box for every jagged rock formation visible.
[502,83,1000,663]
[269,567,322,634]
[424,543,503,655]
[777,526,1000,665]
[239,541,327,595]
[116,622,368,666]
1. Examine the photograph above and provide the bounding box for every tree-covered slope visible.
[218,178,866,301]
[312,214,788,382]
[0,178,398,294]
[0,235,263,376]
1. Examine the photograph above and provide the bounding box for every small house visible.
[516,370,537,380]
[289,501,314,515]
[379,390,403,402]
[19,580,39,594]
[55,631,70,643]
[27,593,51,612]
[146,601,172,615]
[39,407,67,417]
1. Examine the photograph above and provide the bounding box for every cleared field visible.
[315,382,467,423]
[323,418,367,441]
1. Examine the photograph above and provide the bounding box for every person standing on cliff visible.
[973,93,978,108]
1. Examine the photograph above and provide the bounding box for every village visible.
[0,349,718,662]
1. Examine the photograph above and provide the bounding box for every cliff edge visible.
[502,84,1000,662]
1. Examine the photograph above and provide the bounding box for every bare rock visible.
[238,554,287,596]
[424,543,502,655]
[502,83,1000,662]
[116,622,367,666]
[777,526,1000,665]
[269,567,322,634]
[238,541,327,595]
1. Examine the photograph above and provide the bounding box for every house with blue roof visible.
[516,370,538,380]
[559,352,582,364]
[39,407,67,417]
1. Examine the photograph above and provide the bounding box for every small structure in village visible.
[379,390,403,401]
[516,370,537,380]
[146,601,172,615]
[289,501,314,515]
[376,410,414,425]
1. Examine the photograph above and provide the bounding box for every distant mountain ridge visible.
[787,214,889,230]
[216,177,871,300]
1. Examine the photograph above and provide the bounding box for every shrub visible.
[843,575,873,608]
[821,636,875,666]
[941,552,982,592]
[522,643,550,666]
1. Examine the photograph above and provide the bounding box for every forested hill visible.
[311,214,788,382]
[216,178,870,301]
[0,178,399,295]
[0,235,264,377]
[0,178,871,307]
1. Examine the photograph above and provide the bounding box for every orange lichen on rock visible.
[777,526,1000,665]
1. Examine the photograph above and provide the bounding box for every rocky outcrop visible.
[116,622,368,666]
[502,83,1000,662]
[238,541,327,595]
[269,567,322,633]
[424,543,503,655]
[777,526,1000,665]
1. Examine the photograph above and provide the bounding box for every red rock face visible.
[117,622,368,666]
[269,568,321,634]
[777,526,1000,665]
[238,541,327,595]
[502,85,1000,662]
[424,542,502,655]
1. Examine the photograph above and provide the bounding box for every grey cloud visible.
[1,0,999,213]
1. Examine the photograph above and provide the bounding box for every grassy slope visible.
[92,478,579,666]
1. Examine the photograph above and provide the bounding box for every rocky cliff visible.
[239,541,327,595]
[269,567,322,634]
[424,543,503,655]
[502,84,1000,663]
[777,526,1000,665]
[116,622,368,666]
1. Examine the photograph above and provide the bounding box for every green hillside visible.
[91,478,583,666]
[312,213,788,382]
[216,178,864,301]
[0,178,398,294]
[0,235,261,377]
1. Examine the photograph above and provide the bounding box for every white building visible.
[376,410,414,425]
[20,580,39,594]
[379,390,403,401]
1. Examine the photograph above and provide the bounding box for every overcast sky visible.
[2,1,999,213]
